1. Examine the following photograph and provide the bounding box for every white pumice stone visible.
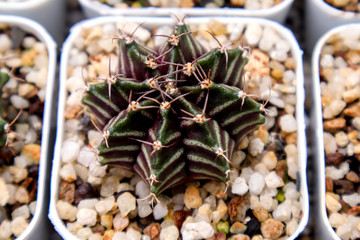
[76,208,97,226]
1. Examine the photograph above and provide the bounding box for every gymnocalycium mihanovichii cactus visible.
[82,19,267,201]
[0,72,9,148]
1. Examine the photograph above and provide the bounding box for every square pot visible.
[0,15,57,239]
[311,23,360,240]
[78,0,294,23]
[50,16,308,240]
[305,0,360,52]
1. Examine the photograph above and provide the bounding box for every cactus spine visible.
[82,19,266,197]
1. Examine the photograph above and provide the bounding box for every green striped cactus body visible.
[82,20,266,197]
[0,72,9,148]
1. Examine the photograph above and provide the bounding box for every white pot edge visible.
[0,0,49,10]
[0,15,57,240]
[311,23,360,240]
[78,0,294,23]
[49,15,308,240]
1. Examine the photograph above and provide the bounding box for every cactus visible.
[0,72,9,148]
[82,19,266,198]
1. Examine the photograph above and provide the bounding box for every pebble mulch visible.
[57,18,305,240]
[0,24,49,238]
[319,27,360,240]
[323,0,360,12]
[96,0,284,9]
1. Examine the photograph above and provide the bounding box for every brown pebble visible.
[230,0,245,7]
[274,160,287,180]
[65,105,83,119]
[323,118,346,133]
[184,185,202,209]
[214,232,226,240]
[326,177,334,192]
[346,171,359,183]
[59,181,75,203]
[253,207,269,222]
[285,132,297,145]
[344,102,360,117]
[143,223,161,240]
[333,179,354,194]
[261,218,284,239]
[284,57,296,69]
[347,206,360,215]
[21,144,41,164]
[325,152,344,166]
[228,196,250,222]
[347,130,359,144]
[74,182,96,204]
[103,230,114,240]
[173,210,192,230]
[179,0,194,7]
[230,221,247,234]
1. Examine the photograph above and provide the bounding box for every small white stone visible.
[254,163,270,177]
[181,221,215,240]
[29,201,36,215]
[326,162,349,180]
[135,180,150,199]
[248,138,265,156]
[15,186,30,204]
[286,218,299,236]
[56,200,78,221]
[67,222,83,234]
[230,24,245,42]
[326,193,342,213]
[78,198,99,209]
[329,212,347,228]
[279,114,297,133]
[249,172,265,195]
[62,139,81,163]
[160,225,179,240]
[69,51,88,67]
[10,95,30,109]
[10,216,28,237]
[78,146,98,167]
[0,178,10,206]
[335,131,349,148]
[88,130,103,147]
[154,26,173,48]
[342,193,360,207]
[323,132,338,154]
[113,231,127,240]
[74,164,89,182]
[244,23,263,46]
[352,117,360,131]
[76,208,97,226]
[260,193,276,211]
[153,202,169,220]
[0,34,12,52]
[0,220,11,239]
[265,171,284,189]
[12,205,30,219]
[276,39,291,53]
[76,227,93,239]
[100,176,120,197]
[284,182,300,201]
[95,196,115,215]
[272,200,292,222]
[231,177,249,196]
[231,150,246,168]
[89,160,107,178]
[126,228,142,240]
[7,184,17,205]
[240,167,254,183]
[117,192,136,217]
[9,166,28,183]
[320,54,334,68]
[137,200,153,218]
[60,163,77,182]
[270,50,288,62]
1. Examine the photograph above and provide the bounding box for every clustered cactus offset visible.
[82,19,266,200]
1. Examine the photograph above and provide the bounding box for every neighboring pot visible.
[49,16,308,240]
[311,23,360,240]
[0,0,65,44]
[78,0,294,23]
[0,15,57,239]
[305,0,360,52]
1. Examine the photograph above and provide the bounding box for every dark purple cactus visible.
[82,20,266,198]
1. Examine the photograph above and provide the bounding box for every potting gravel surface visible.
[319,28,360,240]
[53,1,313,239]
[95,0,284,9]
[322,0,360,12]
[0,24,49,238]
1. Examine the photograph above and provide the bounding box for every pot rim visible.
[0,0,49,10]
[50,15,308,240]
[0,14,57,240]
[312,22,360,240]
[78,0,294,23]
[311,0,360,17]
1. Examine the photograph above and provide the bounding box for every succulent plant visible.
[0,72,10,148]
[82,19,266,199]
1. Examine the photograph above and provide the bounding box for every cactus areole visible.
[82,20,266,197]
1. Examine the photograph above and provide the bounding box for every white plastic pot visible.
[311,23,360,240]
[49,16,309,240]
[78,0,294,23]
[0,15,57,240]
[0,0,65,44]
[305,0,360,52]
